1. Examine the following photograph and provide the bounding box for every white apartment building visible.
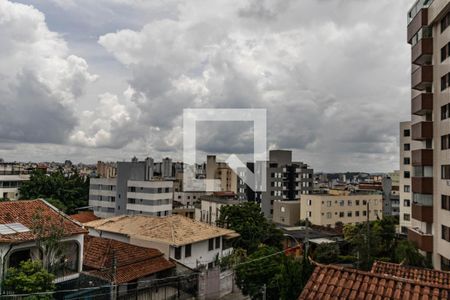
[195,193,242,225]
[299,191,383,228]
[0,174,30,200]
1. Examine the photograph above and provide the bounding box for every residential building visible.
[0,200,87,284]
[84,214,238,270]
[240,150,313,219]
[195,192,243,225]
[272,200,300,226]
[299,190,383,228]
[0,163,31,200]
[381,173,400,217]
[299,261,450,299]
[89,158,173,218]
[406,0,450,269]
[400,121,413,234]
[173,191,206,207]
[83,235,175,295]
[96,161,117,178]
[205,155,238,193]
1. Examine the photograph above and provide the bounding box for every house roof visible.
[371,261,450,286]
[69,211,100,223]
[299,263,450,300]
[84,214,237,247]
[83,235,175,284]
[0,199,87,243]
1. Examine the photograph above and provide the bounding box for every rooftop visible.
[299,262,450,300]
[70,211,100,223]
[85,214,238,247]
[84,235,175,284]
[0,199,87,243]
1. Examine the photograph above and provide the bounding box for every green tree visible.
[19,169,89,214]
[235,245,313,300]
[217,202,283,254]
[313,242,340,264]
[394,240,430,268]
[2,259,55,299]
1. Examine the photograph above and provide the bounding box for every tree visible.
[2,259,55,299]
[217,202,283,254]
[235,245,313,300]
[19,169,89,214]
[31,208,66,273]
[314,242,340,264]
[394,240,430,268]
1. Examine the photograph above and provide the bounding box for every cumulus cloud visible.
[0,0,96,144]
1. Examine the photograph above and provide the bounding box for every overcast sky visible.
[0,0,412,172]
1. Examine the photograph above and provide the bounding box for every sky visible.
[0,0,413,172]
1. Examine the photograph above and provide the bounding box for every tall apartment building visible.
[407,0,450,270]
[400,122,413,234]
[205,155,238,193]
[240,150,314,219]
[90,158,173,218]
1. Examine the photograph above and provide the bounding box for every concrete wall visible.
[273,200,300,226]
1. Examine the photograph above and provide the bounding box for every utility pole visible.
[366,201,370,270]
[262,284,267,300]
[111,250,117,300]
[304,219,310,257]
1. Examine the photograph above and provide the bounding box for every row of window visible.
[128,187,171,193]
[174,244,192,260]
[127,198,171,205]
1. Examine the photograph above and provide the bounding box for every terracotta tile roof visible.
[0,199,87,243]
[299,263,450,300]
[371,261,450,286]
[69,211,99,223]
[83,235,175,284]
[84,214,237,247]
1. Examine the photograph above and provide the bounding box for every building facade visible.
[90,158,173,218]
[272,200,301,226]
[400,121,413,234]
[195,193,243,225]
[299,191,383,228]
[205,155,238,193]
[0,163,31,200]
[407,0,450,269]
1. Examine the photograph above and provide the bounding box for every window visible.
[442,256,450,271]
[404,171,410,179]
[363,211,367,217]
[404,129,410,137]
[443,134,450,150]
[442,45,448,62]
[356,200,360,206]
[215,237,221,249]
[347,212,352,217]
[404,143,410,151]
[208,238,214,251]
[442,195,450,210]
[326,212,332,219]
[442,225,450,242]
[355,211,360,217]
[442,13,450,33]
[442,165,450,179]
[404,185,410,193]
[348,200,352,206]
[185,244,191,258]
[326,201,331,207]
[339,212,344,218]
[175,247,181,260]
[363,200,367,205]
[404,199,411,207]
[404,157,410,165]
[404,213,410,221]
[339,200,344,206]
[308,199,312,206]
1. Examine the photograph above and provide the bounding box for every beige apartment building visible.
[400,121,413,234]
[299,191,383,228]
[273,200,301,226]
[407,0,450,270]
[205,155,238,193]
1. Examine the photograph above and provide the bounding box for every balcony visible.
[412,65,433,91]
[411,202,433,223]
[408,227,433,252]
[411,121,433,141]
[412,38,433,65]
[411,149,433,166]
[411,93,433,115]
[407,8,428,43]
[411,177,433,194]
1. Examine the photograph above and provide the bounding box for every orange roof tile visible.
[83,235,175,284]
[69,211,99,223]
[0,199,87,243]
[299,263,450,300]
[371,261,450,286]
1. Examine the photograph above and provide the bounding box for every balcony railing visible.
[411,93,433,115]
[408,8,429,43]
[411,121,433,140]
[411,177,433,194]
[412,65,433,91]
[408,227,433,252]
[412,38,433,65]
[411,149,433,166]
[412,202,433,223]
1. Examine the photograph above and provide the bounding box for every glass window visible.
[185,244,191,258]
[208,238,214,251]
[215,237,221,249]
[175,247,181,259]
